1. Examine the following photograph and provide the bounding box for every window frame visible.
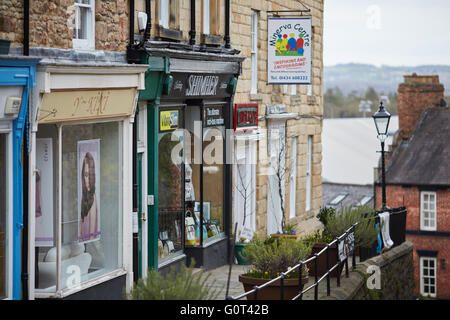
[250,10,258,94]
[72,0,96,51]
[33,117,128,298]
[420,191,437,231]
[305,135,313,211]
[420,256,437,298]
[156,0,182,41]
[0,130,13,300]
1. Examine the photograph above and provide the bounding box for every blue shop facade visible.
[0,56,38,300]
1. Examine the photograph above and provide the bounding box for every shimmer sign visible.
[267,17,312,84]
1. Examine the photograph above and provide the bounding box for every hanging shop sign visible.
[159,110,180,132]
[267,17,312,84]
[38,88,137,123]
[203,106,225,127]
[162,73,232,99]
[234,103,258,131]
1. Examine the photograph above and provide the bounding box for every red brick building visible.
[375,74,450,299]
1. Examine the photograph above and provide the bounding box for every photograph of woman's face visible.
[81,152,96,220]
[78,140,100,243]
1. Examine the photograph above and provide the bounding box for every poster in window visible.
[77,139,101,243]
[35,138,54,247]
[267,17,312,84]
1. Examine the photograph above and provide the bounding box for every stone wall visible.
[230,0,324,237]
[0,0,129,52]
[323,241,415,300]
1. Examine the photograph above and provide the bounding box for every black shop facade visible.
[136,50,244,275]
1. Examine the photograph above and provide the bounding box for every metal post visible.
[326,245,330,296]
[253,286,258,300]
[381,140,386,210]
[314,254,318,300]
[280,273,284,300]
[298,262,303,300]
[336,238,340,287]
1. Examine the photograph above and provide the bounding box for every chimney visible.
[397,73,444,141]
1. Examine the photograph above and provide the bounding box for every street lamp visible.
[372,101,391,210]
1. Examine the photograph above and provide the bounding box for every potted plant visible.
[304,205,379,278]
[270,222,298,240]
[302,229,338,277]
[325,204,379,250]
[238,237,311,300]
[234,236,251,265]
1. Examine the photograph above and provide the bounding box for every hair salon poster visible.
[267,17,312,84]
[77,139,101,243]
[35,138,54,247]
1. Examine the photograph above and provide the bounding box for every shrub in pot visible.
[238,237,311,300]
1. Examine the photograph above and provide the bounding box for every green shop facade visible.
[135,47,245,275]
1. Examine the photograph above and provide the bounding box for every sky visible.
[323,0,450,67]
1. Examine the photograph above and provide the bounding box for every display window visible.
[158,107,185,262]
[0,133,8,299]
[183,103,226,248]
[35,121,123,293]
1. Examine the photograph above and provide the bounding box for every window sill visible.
[157,26,184,42]
[33,268,127,299]
[201,34,223,46]
[158,252,186,269]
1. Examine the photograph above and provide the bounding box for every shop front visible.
[137,51,244,274]
[0,56,38,300]
[28,63,147,299]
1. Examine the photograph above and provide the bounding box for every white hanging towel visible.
[379,212,394,249]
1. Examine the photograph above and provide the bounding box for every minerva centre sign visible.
[267,17,312,85]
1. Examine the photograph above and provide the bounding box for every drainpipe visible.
[224,0,230,48]
[23,0,29,56]
[189,0,196,45]
[143,0,151,43]
[21,0,30,300]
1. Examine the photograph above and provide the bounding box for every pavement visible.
[199,255,361,300]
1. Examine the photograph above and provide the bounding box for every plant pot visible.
[270,233,298,240]
[238,274,308,300]
[234,243,250,265]
[306,242,343,278]
[0,39,11,55]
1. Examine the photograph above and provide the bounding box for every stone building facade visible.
[0,0,129,52]
[230,0,324,237]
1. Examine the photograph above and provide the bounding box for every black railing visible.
[227,207,407,300]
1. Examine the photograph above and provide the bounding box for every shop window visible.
[158,108,184,262]
[157,0,182,41]
[184,105,225,247]
[420,257,437,297]
[35,121,123,293]
[420,191,436,231]
[0,134,7,299]
[73,0,95,50]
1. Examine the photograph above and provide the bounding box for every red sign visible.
[234,103,258,131]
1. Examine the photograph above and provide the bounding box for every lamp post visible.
[372,101,391,210]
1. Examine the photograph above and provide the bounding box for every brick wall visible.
[230,0,324,237]
[375,184,450,298]
[397,74,444,141]
[0,0,129,52]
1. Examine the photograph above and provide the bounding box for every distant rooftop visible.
[322,116,399,185]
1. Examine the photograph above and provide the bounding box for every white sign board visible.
[35,138,54,247]
[267,17,312,84]
[339,232,355,262]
